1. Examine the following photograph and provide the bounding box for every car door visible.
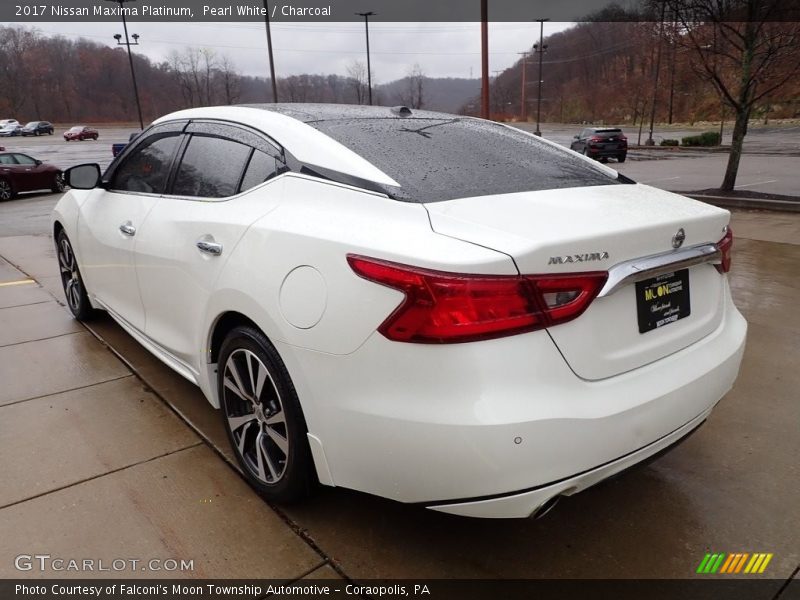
[574,128,588,153]
[0,153,30,191]
[135,121,285,369]
[13,154,50,190]
[76,122,185,331]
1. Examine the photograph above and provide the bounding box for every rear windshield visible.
[306,117,620,203]
[593,129,623,137]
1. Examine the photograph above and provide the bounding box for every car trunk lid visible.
[425,183,730,380]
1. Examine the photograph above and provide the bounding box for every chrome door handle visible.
[119,222,136,236]
[196,240,223,256]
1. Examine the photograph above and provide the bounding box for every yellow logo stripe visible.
[758,554,773,574]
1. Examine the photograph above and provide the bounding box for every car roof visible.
[242,103,455,123]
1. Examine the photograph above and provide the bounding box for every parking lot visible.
[0,126,798,593]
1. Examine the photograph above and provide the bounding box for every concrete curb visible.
[678,193,800,213]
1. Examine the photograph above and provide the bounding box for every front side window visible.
[110,133,181,194]
[172,135,251,198]
[13,154,36,165]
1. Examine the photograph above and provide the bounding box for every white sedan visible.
[53,105,746,518]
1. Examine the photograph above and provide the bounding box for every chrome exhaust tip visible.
[533,495,561,519]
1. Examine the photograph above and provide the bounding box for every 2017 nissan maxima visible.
[52,105,746,518]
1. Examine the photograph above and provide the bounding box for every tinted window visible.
[172,135,250,198]
[110,133,180,194]
[240,150,278,192]
[13,154,36,165]
[308,118,619,203]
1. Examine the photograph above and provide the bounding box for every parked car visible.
[0,152,65,200]
[570,127,628,162]
[54,105,746,518]
[0,119,19,127]
[21,121,55,136]
[0,124,23,137]
[64,126,99,141]
[112,131,141,157]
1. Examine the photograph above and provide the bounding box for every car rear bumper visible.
[427,408,710,518]
[588,146,627,157]
[277,287,746,516]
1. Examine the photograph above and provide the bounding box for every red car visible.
[64,126,99,142]
[0,152,65,200]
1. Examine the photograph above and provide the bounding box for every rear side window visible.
[172,135,251,198]
[307,117,619,203]
[110,133,181,194]
[240,149,278,192]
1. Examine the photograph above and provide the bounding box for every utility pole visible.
[356,11,375,105]
[518,52,530,121]
[533,18,549,136]
[263,0,278,102]
[107,0,144,129]
[480,0,489,119]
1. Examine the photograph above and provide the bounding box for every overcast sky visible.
[25,21,575,82]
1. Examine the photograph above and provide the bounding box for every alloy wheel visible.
[0,180,12,200]
[53,173,66,193]
[222,348,290,485]
[58,236,82,312]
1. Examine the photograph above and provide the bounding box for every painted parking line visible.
[0,279,36,287]
[735,179,778,189]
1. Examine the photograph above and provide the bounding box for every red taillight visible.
[347,255,607,344]
[715,227,733,274]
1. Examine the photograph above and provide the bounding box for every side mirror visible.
[35,159,42,165]
[573,135,580,139]
[65,163,102,189]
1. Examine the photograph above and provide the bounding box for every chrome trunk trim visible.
[599,243,721,297]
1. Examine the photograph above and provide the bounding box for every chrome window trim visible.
[599,243,721,297]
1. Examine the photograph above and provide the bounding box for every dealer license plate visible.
[635,269,691,334]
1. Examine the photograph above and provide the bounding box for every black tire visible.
[56,229,95,320]
[617,153,627,163]
[0,178,14,201]
[219,326,316,503]
[51,172,65,193]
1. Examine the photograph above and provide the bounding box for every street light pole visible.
[534,18,549,136]
[263,0,278,102]
[107,0,144,129]
[356,11,375,105]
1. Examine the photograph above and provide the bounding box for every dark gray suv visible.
[570,127,627,163]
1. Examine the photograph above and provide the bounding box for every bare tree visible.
[669,0,800,190]
[0,27,36,115]
[200,48,216,105]
[346,60,368,105]
[217,55,241,105]
[400,63,425,109]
